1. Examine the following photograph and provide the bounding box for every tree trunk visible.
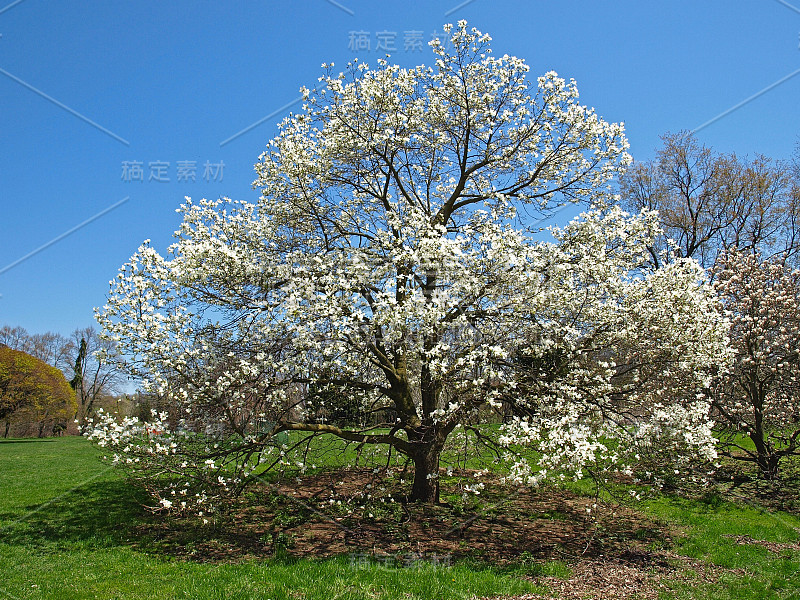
[411,446,441,503]
[757,454,780,479]
[3,420,9,438]
[750,423,779,479]
[750,383,778,479]
[753,434,779,479]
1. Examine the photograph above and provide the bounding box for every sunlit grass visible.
[1,436,799,599]
[0,437,542,600]
[642,493,800,599]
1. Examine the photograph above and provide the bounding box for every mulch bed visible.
[131,467,777,598]
[137,468,671,565]
[487,552,743,600]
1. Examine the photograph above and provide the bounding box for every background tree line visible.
[620,132,799,269]
[0,325,123,437]
[620,132,800,478]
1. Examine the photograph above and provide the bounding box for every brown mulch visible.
[137,468,671,565]
[246,469,667,563]
[132,467,776,598]
[484,552,743,600]
[710,456,800,516]
[723,534,800,554]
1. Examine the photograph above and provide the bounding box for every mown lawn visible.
[1,436,799,599]
[0,437,540,600]
[642,494,800,599]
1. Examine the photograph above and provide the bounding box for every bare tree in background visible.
[71,326,123,428]
[27,332,74,374]
[1,324,124,430]
[0,326,74,374]
[789,140,800,266]
[620,132,797,270]
[0,325,32,352]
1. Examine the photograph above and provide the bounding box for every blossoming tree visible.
[712,250,800,478]
[93,23,729,510]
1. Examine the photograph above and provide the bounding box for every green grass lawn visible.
[1,436,799,599]
[641,494,800,599]
[0,437,540,600]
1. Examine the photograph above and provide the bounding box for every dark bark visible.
[410,445,441,503]
[756,452,780,479]
[407,419,457,503]
[751,430,780,479]
[748,375,781,479]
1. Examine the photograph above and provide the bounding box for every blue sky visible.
[1,0,799,338]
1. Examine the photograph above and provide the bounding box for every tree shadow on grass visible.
[0,439,56,444]
[0,467,674,568]
[0,478,152,549]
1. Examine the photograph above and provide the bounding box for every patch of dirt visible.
[724,534,800,554]
[135,468,672,566]
[486,552,743,600]
[711,457,800,516]
[132,468,779,598]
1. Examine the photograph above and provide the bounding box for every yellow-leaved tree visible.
[0,346,77,437]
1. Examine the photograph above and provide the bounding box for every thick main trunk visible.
[750,385,778,479]
[411,446,441,503]
[756,453,780,479]
[752,432,779,479]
